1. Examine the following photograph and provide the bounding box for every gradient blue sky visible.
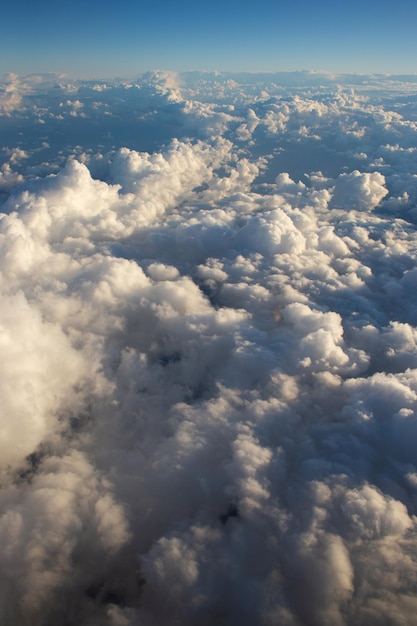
[2,0,417,77]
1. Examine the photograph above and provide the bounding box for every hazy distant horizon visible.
[3,68,417,81]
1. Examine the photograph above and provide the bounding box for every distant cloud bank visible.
[1,70,417,625]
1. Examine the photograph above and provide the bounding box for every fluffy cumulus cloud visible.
[331,170,388,211]
[1,70,417,625]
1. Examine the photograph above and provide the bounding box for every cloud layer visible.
[1,71,417,625]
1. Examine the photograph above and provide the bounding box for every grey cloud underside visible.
[1,70,417,626]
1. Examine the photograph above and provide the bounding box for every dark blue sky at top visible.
[2,0,417,77]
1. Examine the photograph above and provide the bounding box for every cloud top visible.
[1,72,417,625]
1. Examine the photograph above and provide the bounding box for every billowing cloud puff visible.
[0,74,22,115]
[1,72,417,626]
[0,451,130,624]
[0,292,86,470]
[331,170,388,211]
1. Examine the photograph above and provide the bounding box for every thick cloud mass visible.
[1,71,417,625]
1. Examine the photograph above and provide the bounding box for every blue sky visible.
[3,0,417,77]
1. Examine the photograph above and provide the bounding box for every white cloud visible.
[0,292,86,470]
[0,74,22,115]
[1,72,417,626]
[331,170,388,211]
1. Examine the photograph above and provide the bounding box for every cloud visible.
[1,72,417,626]
[0,292,86,470]
[0,451,131,624]
[331,170,388,211]
[0,74,22,115]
